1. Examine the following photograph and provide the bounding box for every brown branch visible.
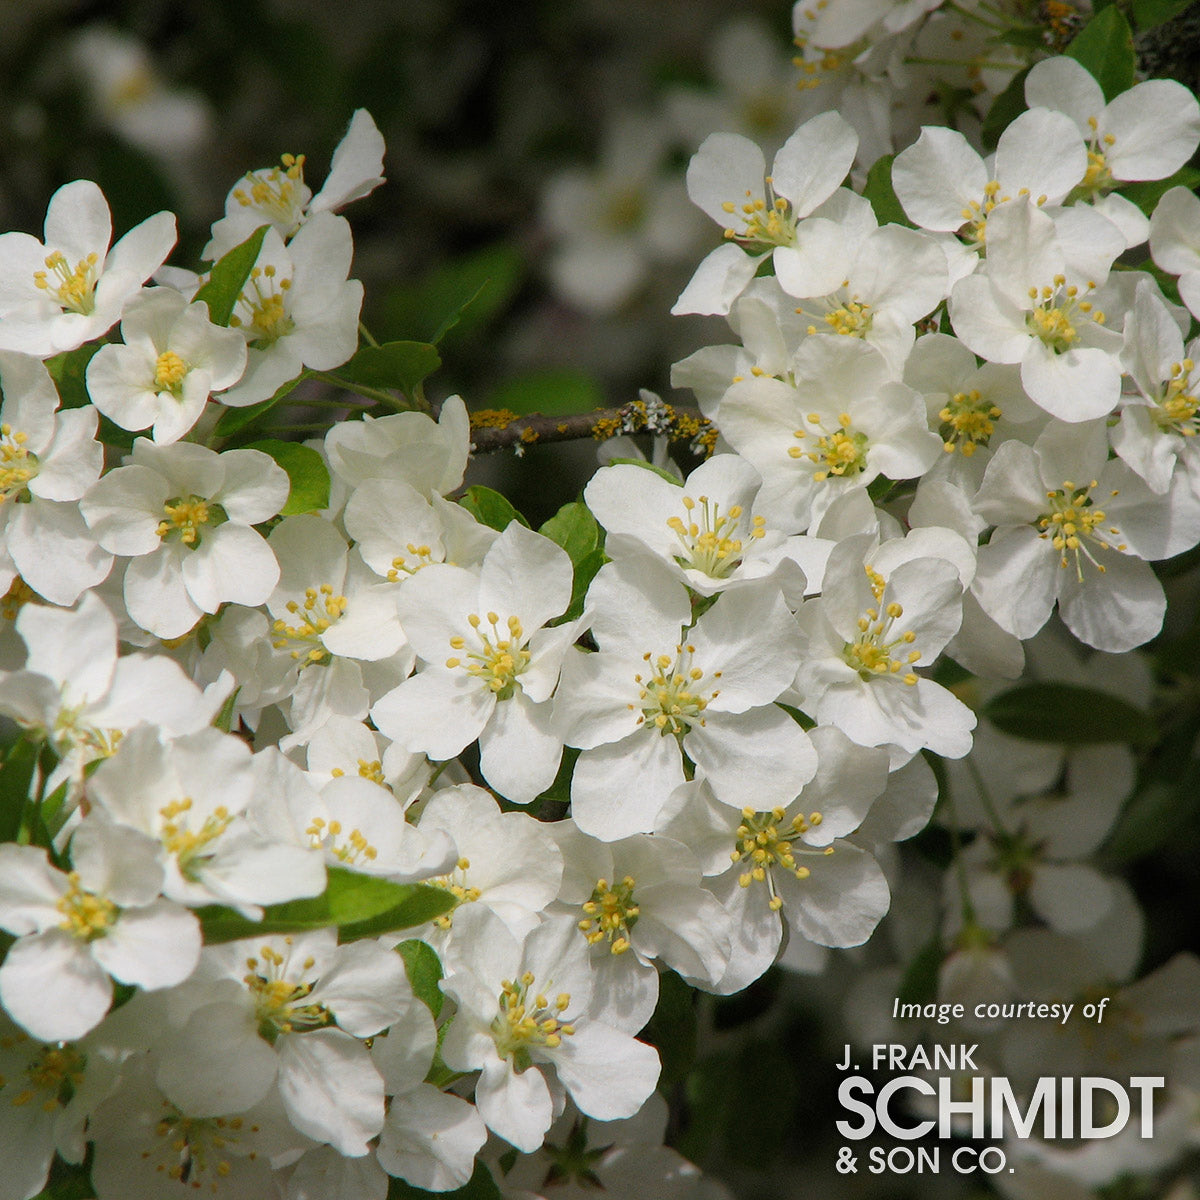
[468,396,717,456]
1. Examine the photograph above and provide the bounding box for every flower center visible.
[156,495,225,546]
[605,186,645,232]
[939,388,1002,456]
[153,349,188,394]
[429,857,482,930]
[0,423,36,503]
[667,493,764,578]
[145,1108,249,1189]
[158,796,233,879]
[243,943,332,1041]
[842,565,922,685]
[386,543,438,580]
[56,872,117,941]
[305,816,378,866]
[787,411,869,480]
[792,26,854,91]
[1157,358,1200,435]
[632,642,720,736]
[794,287,874,340]
[33,250,99,315]
[330,758,386,785]
[11,1043,86,1112]
[271,584,349,667]
[578,875,639,954]
[491,971,575,1069]
[1037,478,1126,581]
[1077,118,1116,196]
[1025,275,1106,353]
[230,264,295,346]
[733,806,827,910]
[231,153,307,233]
[721,177,797,250]
[445,612,530,700]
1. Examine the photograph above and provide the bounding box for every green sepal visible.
[211,686,241,734]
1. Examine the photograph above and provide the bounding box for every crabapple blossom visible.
[438,907,661,1153]
[205,109,386,257]
[0,180,175,357]
[673,110,858,315]
[793,530,976,761]
[0,352,109,606]
[971,421,1200,651]
[80,439,289,637]
[556,557,817,838]
[371,521,582,805]
[0,818,200,1043]
[85,286,248,443]
[217,213,364,407]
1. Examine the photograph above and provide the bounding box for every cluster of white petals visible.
[2,20,1200,1198]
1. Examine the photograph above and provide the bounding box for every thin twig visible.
[468,396,716,456]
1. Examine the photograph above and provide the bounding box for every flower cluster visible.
[1,8,1199,1197]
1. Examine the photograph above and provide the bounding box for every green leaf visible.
[1066,7,1135,100]
[539,502,601,565]
[1102,774,1200,863]
[532,745,579,813]
[489,369,604,418]
[382,242,524,347]
[387,1161,501,1200]
[457,486,529,532]
[397,939,444,1019]
[213,372,309,438]
[981,682,1156,746]
[641,970,697,1090]
[344,340,441,396]
[45,342,104,410]
[0,737,38,843]
[603,457,682,487]
[244,438,331,515]
[777,702,816,731]
[862,154,912,227]
[1132,0,1195,30]
[1118,166,1200,217]
[196,869,454,944]
[29,1153,95,1200]
[561,548,606,624]
[193,225,270,327]
[897,935,942,1006]
[981,66,1031,150]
